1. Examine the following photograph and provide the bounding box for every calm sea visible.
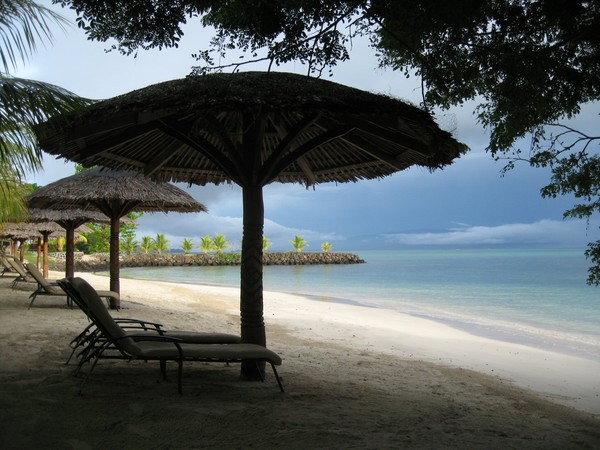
[119,249,600,361]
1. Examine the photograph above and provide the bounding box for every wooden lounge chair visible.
[7,258,34,288]
[25,263,120,310]
[1,255,15,277]
[59,277,283,394]
[63,285,241,367]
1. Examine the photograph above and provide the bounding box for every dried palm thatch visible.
[36,72,464,187]
[28,168,207,301]
[27,167,206,214]
[33,71,465,376]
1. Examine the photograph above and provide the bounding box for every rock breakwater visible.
[75,252,365,272]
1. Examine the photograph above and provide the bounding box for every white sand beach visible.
[1,270,599,449]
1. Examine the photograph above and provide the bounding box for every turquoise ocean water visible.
[119,249,600,361]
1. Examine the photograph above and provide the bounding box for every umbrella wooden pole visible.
[19,239,26,263]
[65,227,75,278]
[240,184,267,380]
[36,238,42,269]
[109,217,121,308]
[42,232,49,277]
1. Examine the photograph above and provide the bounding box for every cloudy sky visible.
[16,1,599,251]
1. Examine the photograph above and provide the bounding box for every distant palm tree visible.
[120,234,137,256]
[153,233,170,254]
[263,236,272,252]
[181,238,194,254]
[1,1,90,220]
[139,235,154,254]
[198,235,214,253]
[212,234,230,254]
[56,236,66,252]
[321,242,333,252]
[291,235,308,252]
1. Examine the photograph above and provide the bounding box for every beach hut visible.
[28,168,207,307]
[33,71,464,378]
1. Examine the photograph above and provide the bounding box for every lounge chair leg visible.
[27,292,37,310]
[177,359,183,394]
[160,359,167,380]
[78,354,101,395]
[271,364,284,393]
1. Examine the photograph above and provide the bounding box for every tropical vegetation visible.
[181,238,194,254]
[212,234,230,254]
[0,0,89,222]
[321,242,332,252]
[291,235,308,252]
[153,233,170,255]
[198,235,214,253]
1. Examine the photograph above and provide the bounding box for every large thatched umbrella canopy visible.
[28,168,207,305]
[35,71,464,377]
[27,208,110,278]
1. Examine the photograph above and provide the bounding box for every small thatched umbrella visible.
[27,208,109,278]
[1,221,72,273]
[0,223,39,261]
[28,168,207,306]
[34,71,464,378]
[31,220,68,277]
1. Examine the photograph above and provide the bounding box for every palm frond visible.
[0,74,92,168]
[0,0,70,72]
[0,161,28,222]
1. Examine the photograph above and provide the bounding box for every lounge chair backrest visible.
[25,263,62,294]
[8,258,28,277]
[1,255,12,269]
[69,277,142,355]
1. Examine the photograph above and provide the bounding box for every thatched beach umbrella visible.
[28,168,207,306]
[34,71,464,378]
[27,208,109,278]
[0,222,39,261]
[32,220,67,278]
[1,220,73,274]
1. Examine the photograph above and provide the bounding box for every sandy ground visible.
[1,270,599,449]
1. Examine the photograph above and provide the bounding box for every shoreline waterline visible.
[113,256,600,364]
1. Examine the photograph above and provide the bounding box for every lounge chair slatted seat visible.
[59,277,283,394]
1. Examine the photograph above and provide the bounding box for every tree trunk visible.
[240,184,266,379]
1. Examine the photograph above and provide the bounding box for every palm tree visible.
[321,242,333,252]
[198,235,214,253]
[139,235,154,254]
[212,234,230,254]
[263,236,271,252]
[120,234,137,256]
[181,238,194,254]
[291,235,308,252]
[1,1,90,220]
[153,233,170,255]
